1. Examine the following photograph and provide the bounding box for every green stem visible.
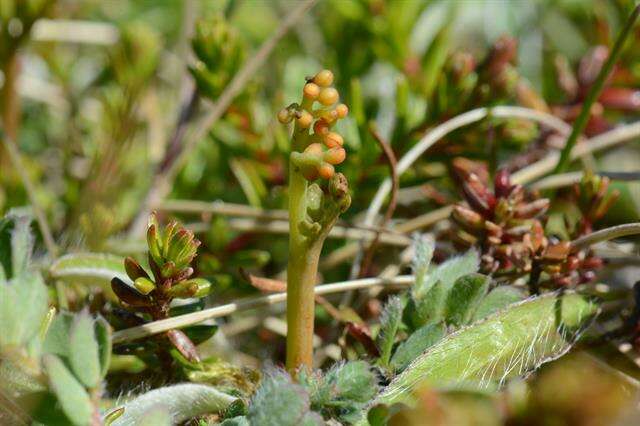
[553,4,640,174]
[286,162,317,372]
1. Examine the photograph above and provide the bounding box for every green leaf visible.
[10,214,33,276]
[0,270,48,348]
[375,293,598,406]
[411,234,434,291]
[136,407,172,426]
[391,323,446,372]
[411,280,447,327]
[376,296,405,367]
[248,370,313,426]
[413,249,479,300]
[444,273,490,327]
[0,360,47,396]
[182,324,218,346]
[43,354,93,426]
[111,384,237,426]
[95,316,112,379]
[325,361,378,403]
[43,312,74,358]
[472,286,526,322]
[50,253,129,290]
[69,311,101,388]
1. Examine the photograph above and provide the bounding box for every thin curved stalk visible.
[571,223,640,252]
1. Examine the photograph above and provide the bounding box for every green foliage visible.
[69,311,102,388]
[375,293,598,406]
[471,286,526,322]
[50,253,129,288]
[111,383,237,426]
[376,295,405,368]
[390,323,445,372]
[444,273,490,327]
[43,354,94,426]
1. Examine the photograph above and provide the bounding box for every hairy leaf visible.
[111,384,236,426]
[43,312,74,358]
[391,322,446,372]
[248,369,319,426]
[0,270,48,348]
[375,293,598,406]
[411,234,434,291]
[472,286,526,322]
[43,354,93,426]
[95,316,112,379]
[50,253,129,291]
[444,273,490,327]
[413,249,479,300]
[377,296,405,366]
[69,311,101,388]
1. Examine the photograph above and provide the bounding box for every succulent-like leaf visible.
[390,322,446,372]
[43,354,93,426]
[444,273,490,327]
[182,324,218,345]
[472,286,525,322]
[69,311,101,388]
[375,293,598,406]
[111,384,236,426]
[376,296,405,367]
[111,277,153,307]
[124,257,150,281]
[167,329,200,363]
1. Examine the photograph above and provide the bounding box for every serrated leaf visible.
[0,270,48,348]
[444,273,490,327]
[413,249,479,300]
[472,286,526,322]
[375,293,598,406]
[111,384,236,426]
[391,322,445,372]
[69,311,101,388]
[377,296,405,367]
[43,354,93,426]
[95,316,112,379]
[50,253,129,290]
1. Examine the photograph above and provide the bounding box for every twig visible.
[1,134,57,257]
[571,223,640,252]
[553,4,640,174]
[129,0,319,236]
[512,120,640,185]
[112,275,414,343]
[356,125,399,278]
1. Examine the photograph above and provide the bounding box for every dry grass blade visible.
[112,275,414,343]
[571,223,640,252]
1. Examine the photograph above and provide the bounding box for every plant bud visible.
[335,103,349,118]
[304,142,323,156]
[303,83,320,100]
[318,162,335,179]
[318,87,339,106]
[134,277,156,295]
[324,147,346,165]
[302,166,319,181]
[296,110,313,128]
[323,132,343,148]
[314,119,330,135]
[277,108,292,123]
[168,281,199,298]
[313,69,334,87]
